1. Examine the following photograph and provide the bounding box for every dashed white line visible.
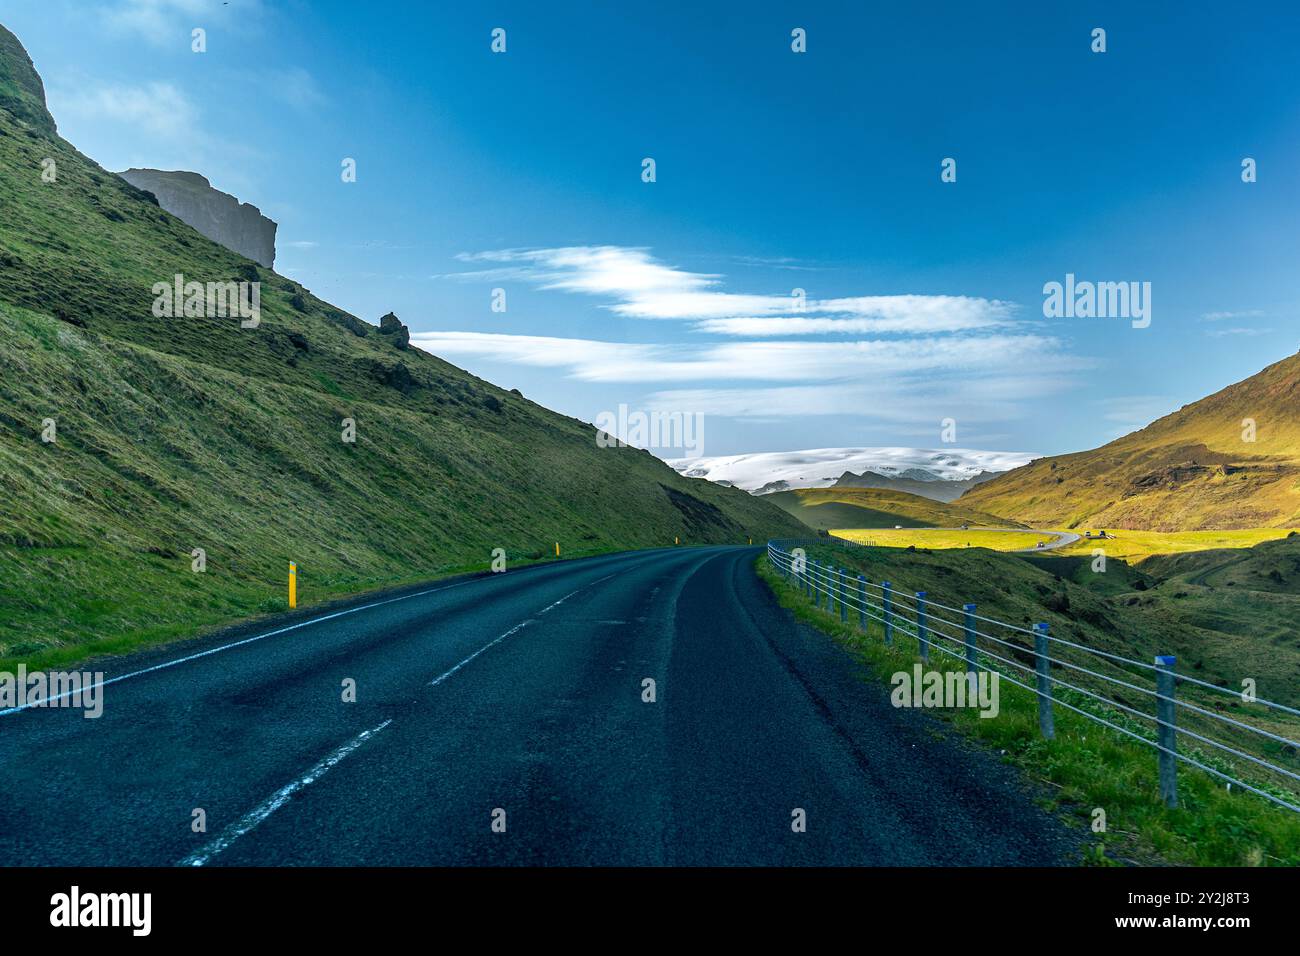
[428,573,617,687]
[178,718,393,867]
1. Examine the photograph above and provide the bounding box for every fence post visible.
[883,581,893,644]
[857,575,867,630]
[839,568,848,623]
[1034,622,1054,740]
[963,604,977,676]
[812,559,820,608]
[915,592,929,661]
[1155,655,1178,809]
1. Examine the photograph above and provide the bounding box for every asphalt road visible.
[0,546,1080,866]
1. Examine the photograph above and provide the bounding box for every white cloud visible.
[433,245,1087,429]
[1096,395,1177,427]
[697,298,1015,336]
[450,246,1018,331]
[102,0,264,46]
[1201,309,1264,322]
[50,80,198,139]
[412,331,1076,384]
[264,67,326,111]
[1206,327,1272,338]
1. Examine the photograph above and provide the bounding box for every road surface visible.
[0,546,1080,865]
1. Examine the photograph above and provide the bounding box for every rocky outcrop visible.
[377,312,410,349]
[116,169,277,267]
[0,24,56,134]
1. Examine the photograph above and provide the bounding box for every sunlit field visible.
[1052,528,1296,562]
[831,528,1055,551]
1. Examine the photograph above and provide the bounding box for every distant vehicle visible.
[895,525,903,529]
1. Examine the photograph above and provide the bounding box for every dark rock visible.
[1043,591,1070,613]
[369,360,417,394]
[482,395,502,414]
[289,293,307,313]
[287,332,309,352]
[377,311,410,349]
[324,307,369,337]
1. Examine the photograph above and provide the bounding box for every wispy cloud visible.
[1201,309,1265,322]
[1206,327,1272,338]
[50,80,198,139]
[430,245,1086,425]
[101,0,264,47]
[262,67,326,111]
[449,246,1016,330]
[410,331,1076,384]
[1096,395,1177,427]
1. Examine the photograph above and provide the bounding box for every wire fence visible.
[766,538,1300,815]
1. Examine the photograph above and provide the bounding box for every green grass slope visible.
[765,486,1023,531]
[960,351,1300,531]
[0,23,805,664]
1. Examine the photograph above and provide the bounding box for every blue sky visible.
[5,0,1299,459]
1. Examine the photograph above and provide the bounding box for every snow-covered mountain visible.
[666,447,1037,495]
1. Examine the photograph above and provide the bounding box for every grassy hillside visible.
[960,351,1300,530]
[766,486,1023,531]
[0,23,805,665]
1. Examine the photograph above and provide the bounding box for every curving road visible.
[0,546,1079,866]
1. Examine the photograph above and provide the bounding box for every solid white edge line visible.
[0,578,484,718]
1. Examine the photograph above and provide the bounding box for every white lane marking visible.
[178,719,393,867]
[428,572,617,687]
[429,620,534,687]
[0,562,592,718]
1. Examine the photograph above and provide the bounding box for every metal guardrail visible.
[766,538,1300,814]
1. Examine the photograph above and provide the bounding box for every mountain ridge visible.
[960,350,1300,530]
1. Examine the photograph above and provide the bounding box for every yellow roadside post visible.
[555,542,560,557]
[289,561,297,609]
[675,536,679,545]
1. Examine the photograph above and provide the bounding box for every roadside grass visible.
[0,542,628,674]
[756,555,1300,867]
[1052,529,1296,563]
[833,528,1052,551]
